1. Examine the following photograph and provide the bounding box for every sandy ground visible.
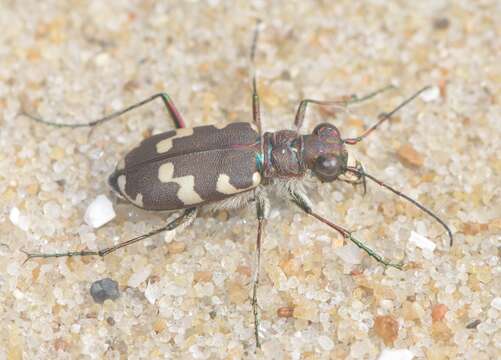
[0,1,500,359]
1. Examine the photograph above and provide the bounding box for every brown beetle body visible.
[109,122,262,210]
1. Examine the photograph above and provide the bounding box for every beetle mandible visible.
[22,24,453,348]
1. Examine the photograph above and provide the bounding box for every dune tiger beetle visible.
[22,24,453,348]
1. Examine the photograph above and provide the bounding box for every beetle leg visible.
[252,189,269,348]
[343,86,430,145]
[294,85,395,132]
[22,208,197,262]
[21,92,186,129]
[288,189,403,270]
[250,20,263,144]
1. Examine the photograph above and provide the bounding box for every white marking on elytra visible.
[156,128,194,154]
[213,123,228,129]
[133,193,144,207]
[117,175,126,194]
[216,172,261,195]
[158,162,174,181]
[158,162,203,205]
[216,174,240,194]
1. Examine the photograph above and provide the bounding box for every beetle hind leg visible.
[21,92,186,129]
[22,208,197,263]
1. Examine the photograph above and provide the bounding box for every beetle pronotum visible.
[22,24,453,348]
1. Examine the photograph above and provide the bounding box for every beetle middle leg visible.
[288,189,403,270]
[21,91,186,129]
[250,20,263,140]
[22,208,197,262]
[251,189,269,348]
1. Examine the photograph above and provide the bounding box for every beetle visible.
[22,25,453,348]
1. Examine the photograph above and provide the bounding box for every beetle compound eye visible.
[313,123,340,139]
[314,155,343,182]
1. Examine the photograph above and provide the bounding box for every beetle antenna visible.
[346,167,453,246]
[343,86,431,145]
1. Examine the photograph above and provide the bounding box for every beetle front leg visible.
[22,208,197,262]
[21,92,186,129]
[252,189,269,348]
[294,85,395,132]
[288,189,403,270]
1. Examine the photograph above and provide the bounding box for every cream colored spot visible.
[216,174,240,195]
[133,193,144,207]
[156,128,194,153]
[117,175,127,194]
[213,123,229,129]
[158,162,203,205]
[216,172,261,195]
[252,172,261,186]
[158,163,174,182]
[174,175,203,205]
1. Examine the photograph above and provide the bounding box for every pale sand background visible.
[0,1,500,359]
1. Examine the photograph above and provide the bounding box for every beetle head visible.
[303,123,348,182]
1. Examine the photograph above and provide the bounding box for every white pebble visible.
[9,207,29,231]
[7,262,20,276]
[43,201,61,219]
[491,297,501,311]
[335,243,363,264]
[318,335,334,351]
[84,195,116,228]
[163,229,176,243]
[419,86,440,102]
[128,265,152,288]
[70,323,81,334]
[144,281,161,304]
[378,348,415,360]
[409,231,436,252]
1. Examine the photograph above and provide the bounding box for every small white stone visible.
[491,297,501,311]
[43,201,61,219]
[419,86,440,102]
[409,231,436,252]
[335,243,363,264]
[7,262,19,276]
[318,335,334,351]
[128,265,152,288]
[94,52,110,66]
[378,348,415,360]
[9,207,29,231]
[84,195,116,228]
[70,323,81,334]
[144,281,161,304]
[163,229,176,243]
